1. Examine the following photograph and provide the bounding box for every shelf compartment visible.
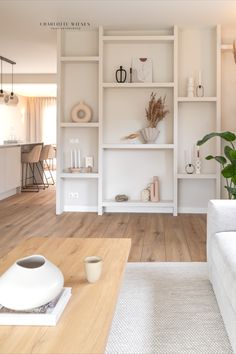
[177,97,217,102]
[103,83,174,88]
[177,174,217,179]
[102,35,174,43]
[102,200,174,207]
[60,173,99,179]
[60,123,99,128]
[60,56,99,62]
[102,144,174,149]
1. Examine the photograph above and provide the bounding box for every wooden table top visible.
[0,237,131,354]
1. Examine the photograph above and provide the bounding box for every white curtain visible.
[26,97,56,143]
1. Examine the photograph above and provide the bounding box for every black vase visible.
[115,66,127,83]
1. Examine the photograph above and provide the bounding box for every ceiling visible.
[1,0,236,95]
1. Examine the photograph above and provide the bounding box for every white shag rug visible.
[105,263,232,354]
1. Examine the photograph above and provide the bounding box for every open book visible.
[0,287,72,326]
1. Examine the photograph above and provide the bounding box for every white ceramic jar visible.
[0,255,64,310]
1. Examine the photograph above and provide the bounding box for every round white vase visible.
[0,255,64,310]
[141,127,160,143]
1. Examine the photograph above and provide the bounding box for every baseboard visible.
[178,207,207,214]
[63,206,207,214]
[64,205,98,212]
[104,206,173,213]
[0,188,19,201]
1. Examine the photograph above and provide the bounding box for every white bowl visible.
[0,255,64,310]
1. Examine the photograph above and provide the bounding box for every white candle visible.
[184,150,188,166]
[77,149,81,167]
[70,150,73,168]
[74,149,77,168]
[188,77,193,85]
[198,71,202,86]
[189,148,193,164]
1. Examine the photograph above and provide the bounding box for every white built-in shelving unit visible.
[176,25,221,213]
[56,25,221,215]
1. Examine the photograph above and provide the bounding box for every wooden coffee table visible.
[0,237,131,354]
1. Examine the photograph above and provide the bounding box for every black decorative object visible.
[129,68,132,83]
[115,66,127,83]
[185,163,195,174]
[196,85,204,97]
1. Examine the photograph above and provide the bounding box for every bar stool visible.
[48,145,56,171]
[21,145,43,192]
[39,145,55,186]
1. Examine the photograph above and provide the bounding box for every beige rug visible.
[105,263,232,354]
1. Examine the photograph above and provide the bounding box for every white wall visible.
[222,27,236,132]
[221,27,236,197]
[0,96,27,144]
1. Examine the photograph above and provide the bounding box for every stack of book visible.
[0,287,71,326]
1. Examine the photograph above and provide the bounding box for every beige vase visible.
[141,127,160,143]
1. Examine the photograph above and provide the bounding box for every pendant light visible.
[6,63,18,106]
[0,58,9,104]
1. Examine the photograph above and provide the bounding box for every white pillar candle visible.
[188,77,194,85]
[189,148,193,164]
[77,149,81,167]
[70,150,73,168]
[184,150,188,166]
[198,71,202,85]
[74,149,77,168]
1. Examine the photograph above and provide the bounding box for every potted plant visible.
[141,92,169,143]
[197,131,236,199]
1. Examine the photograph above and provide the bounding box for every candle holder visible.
[195,157,201,174]
[195,146,201,174]
[185,163,195,174]
[196,84,204,97]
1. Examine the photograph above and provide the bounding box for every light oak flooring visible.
[0,187,207,262]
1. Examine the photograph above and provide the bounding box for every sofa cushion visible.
[212,231,236,313]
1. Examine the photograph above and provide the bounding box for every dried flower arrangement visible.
[145,92,169,128]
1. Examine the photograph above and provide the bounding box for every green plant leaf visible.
[229,149,236,161]
[215,156,227,165]
[225,186,236,198]
[197,131,236,145]
[205,155,214,160]
[224,146,236,163]
[224,146,232,161]
[232,175,236,185]
[205,155,227,165]
[222,164,236,178]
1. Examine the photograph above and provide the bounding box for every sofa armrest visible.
[207,200,236,261]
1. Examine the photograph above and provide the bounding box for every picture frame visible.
[132,57,152,83]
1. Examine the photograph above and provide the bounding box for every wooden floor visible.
[0,187,207,262]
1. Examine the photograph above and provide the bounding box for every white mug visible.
[84,256,103,283]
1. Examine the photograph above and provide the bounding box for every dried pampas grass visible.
[145,92,169,128]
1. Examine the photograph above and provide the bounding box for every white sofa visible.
[208,200,236,352]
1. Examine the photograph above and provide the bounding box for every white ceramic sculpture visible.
[0,255,64,310]
[71,101,92,123]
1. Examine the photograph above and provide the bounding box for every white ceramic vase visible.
[141,127,160,143]
[0,255,64,310]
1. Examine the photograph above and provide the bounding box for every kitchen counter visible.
[0,142,43,148]
[0,142,43,200]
